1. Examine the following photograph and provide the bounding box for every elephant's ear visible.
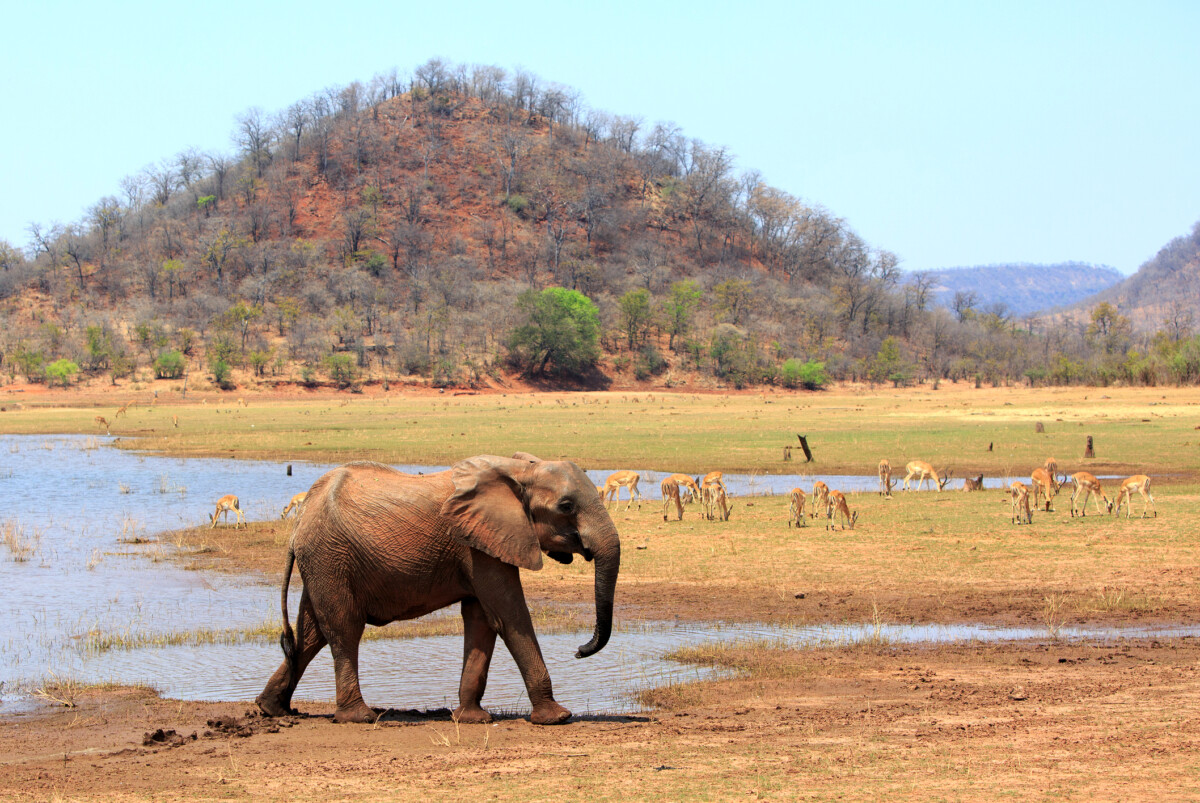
[441,456,543,571]
[511,451,542,463]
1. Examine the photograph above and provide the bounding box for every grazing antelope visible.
[210,494,246,528]
[94,415,110,434]
[1043,458,1062,491]
[661,478,684,521]
[1068,472,1111,516]
[1030,467,1057,512]
[1010,482,1033,524]
[810,480,830,518]
[699,471,727,493]
[663,473,701,505]
[903,461,951,491]
[877,459,894,497]
[1113,475,1157,518]
[701,483,732,521]
[280,492,307,519]
[961,474,985,491]
[787,488,807,528]
[172,414,179,428]
[601,470,642,510]
[825,490,857,530]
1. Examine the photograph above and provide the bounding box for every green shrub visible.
[324,352,358,388]
[210,360,235,390]
[781,359,829,390]
[154,350,186,379]
[45,358,79,388]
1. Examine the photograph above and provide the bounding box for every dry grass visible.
[1,519,41,562]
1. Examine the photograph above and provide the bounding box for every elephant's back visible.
[295,462,457,553]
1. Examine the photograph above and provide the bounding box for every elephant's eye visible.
[557,498,576,515]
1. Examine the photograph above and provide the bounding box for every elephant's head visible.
[441,453,620,659]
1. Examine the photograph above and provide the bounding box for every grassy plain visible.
[5,381,1200,476]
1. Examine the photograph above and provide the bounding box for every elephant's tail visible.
[279,540,297,673]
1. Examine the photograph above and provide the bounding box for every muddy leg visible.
[257,590,327,716]
[325,614,372,724]
[455,598,498,723]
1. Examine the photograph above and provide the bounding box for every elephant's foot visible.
[530,700,571,725]
[255,692,296,718]
[453,704,494,724]
[333,701,378,724]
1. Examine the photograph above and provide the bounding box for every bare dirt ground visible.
[3,639,1198,801]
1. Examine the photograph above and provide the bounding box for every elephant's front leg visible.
[455,598,498,724]
[475,559,571,725]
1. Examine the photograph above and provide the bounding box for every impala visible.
[662,473,701,505]
[699,471,727,493]
[280,492,307,519]
[210,494,246,528]
[787,488,807,528]
[701,483,732,522]
[877,459,894,497]
[1113,475,1157,519]
[961,474,984,491]
[1068,472,1111,516]
[601,470,642,510]
[1030,467,1057,512]
[903,461,951,492]
[810,481,830,518]
[1009,482,1032,525]
[661,477,684,521]
[1044,458,1062,491]
[825,490,857,530]
[94,415,110,434]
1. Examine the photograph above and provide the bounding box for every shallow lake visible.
[0,435,1180,716]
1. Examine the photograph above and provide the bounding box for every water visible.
[0,435,1182,716]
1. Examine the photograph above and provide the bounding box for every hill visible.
[0,58,1197,390]
[922,262,1123,318]
[1058,221,1200,333]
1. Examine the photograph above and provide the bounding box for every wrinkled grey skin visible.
[256,452,620,726]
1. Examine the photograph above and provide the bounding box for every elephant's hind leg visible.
[455,598,498,724]
[257,589,327,716]
[325,614,375,724]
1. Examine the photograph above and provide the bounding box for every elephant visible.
[256,452,621,726]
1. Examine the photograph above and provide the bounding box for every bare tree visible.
[235,107,274,178]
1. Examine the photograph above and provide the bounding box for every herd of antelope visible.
[596,470,733,522]
[1006,457,1157,525]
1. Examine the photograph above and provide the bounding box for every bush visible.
[45,358,79,388]
[154,350,186,379]
[324,352,358,388]
[507,287,600,378]
[781,359,829,390]
[210,360,235,390]
[635,344,668,380]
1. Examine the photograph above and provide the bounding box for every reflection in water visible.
[74,621,1200,716]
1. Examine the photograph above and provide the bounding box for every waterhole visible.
[0,435,1175,716]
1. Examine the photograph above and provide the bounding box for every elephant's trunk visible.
[575,521,620,659]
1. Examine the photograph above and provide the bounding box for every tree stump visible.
[796,434,814,462]
[1084,435,1095,459]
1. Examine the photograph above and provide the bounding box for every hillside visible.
[1060,221,1200,333]
[923,262,1123,318]
[0,58,1197,390]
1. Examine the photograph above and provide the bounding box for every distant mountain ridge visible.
[1059,221,1200,332]
[923,262,1124,317]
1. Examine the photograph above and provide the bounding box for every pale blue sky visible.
[3,0,1197,274]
